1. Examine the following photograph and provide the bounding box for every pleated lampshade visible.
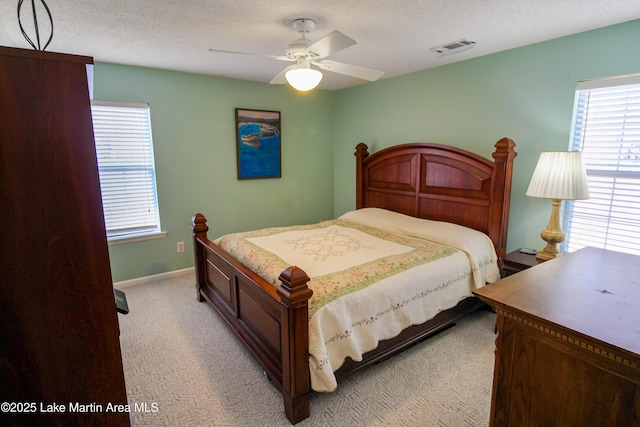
[526,151,590,200]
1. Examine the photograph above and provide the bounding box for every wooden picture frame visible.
[235,108,281,179]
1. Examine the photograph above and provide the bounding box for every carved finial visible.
[493,138,517,161]
[277,266,312,307]
[355,142,369,159]
[191,213,209,237]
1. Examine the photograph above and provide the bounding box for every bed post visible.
[355,142,370,209]
[191,213,209,302]
[490,138,517,261]
[277,266,313,424]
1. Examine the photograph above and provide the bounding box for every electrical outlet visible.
[177,241,185,253]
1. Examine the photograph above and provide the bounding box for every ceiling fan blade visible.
[316,60,384,81]
[269,65,297,85]
[306,30,357,59]
[208,48,292,62]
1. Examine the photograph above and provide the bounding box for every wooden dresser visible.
[1,47,130,426]
[474,247,640,427]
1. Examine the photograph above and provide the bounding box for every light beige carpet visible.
[117,272,496,426]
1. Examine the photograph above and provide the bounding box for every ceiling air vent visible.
[430,39,476,56]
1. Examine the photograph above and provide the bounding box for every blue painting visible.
[235,109,281,179]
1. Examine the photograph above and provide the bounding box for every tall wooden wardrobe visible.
[0,47,130,426]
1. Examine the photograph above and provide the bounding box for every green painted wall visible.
[93,65,335,282]
[96,19,640,282]
[332,19,640,254]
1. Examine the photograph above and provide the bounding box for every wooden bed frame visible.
[191,138,516,424]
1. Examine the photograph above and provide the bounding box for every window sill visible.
[107,231,167,245]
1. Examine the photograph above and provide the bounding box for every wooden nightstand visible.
[502,249,545,277]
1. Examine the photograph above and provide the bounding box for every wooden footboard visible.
[191,214,312,424]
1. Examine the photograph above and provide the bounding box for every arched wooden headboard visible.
[355,138,516,259]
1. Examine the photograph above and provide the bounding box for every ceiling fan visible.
[208,18,384,91]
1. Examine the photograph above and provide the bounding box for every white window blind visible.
[564,74,640,255]
[91,100,161,240]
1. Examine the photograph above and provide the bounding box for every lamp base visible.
[536,198,566,261]
[536,245,564,261]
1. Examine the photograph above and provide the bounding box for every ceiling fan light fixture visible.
[285,67,323,91]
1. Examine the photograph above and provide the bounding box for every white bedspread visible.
[339,208,500,290]
[215,208,500,392]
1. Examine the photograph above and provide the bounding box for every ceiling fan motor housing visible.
[292,18,316,33]
[286,39,312,59]
[287,18,316,59]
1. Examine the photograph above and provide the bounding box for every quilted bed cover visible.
[215,208,500,391]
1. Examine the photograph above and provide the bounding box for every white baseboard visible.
[113,267,195,289]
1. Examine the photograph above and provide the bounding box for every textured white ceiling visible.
[1,1,639,90]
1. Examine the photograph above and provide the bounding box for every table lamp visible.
[526,151,590,261]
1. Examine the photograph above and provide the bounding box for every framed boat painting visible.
[235,108,282,179]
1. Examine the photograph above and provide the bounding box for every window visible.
[91,100,163,242]
[564,74,640,256]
